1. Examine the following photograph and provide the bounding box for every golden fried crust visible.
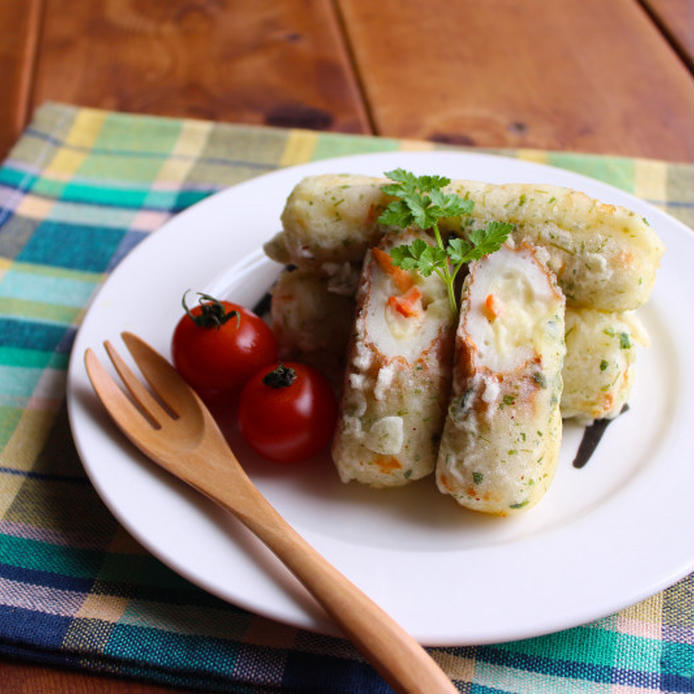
[561,308,647,420]
[267,174,664,311]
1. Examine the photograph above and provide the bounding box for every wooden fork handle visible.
[212,483,458,694]
[86,333,453,690]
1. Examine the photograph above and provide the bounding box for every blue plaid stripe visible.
[0,102,691,693]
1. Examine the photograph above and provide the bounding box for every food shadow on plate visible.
[211,401,515,541]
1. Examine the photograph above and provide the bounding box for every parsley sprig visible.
[378,169,513,312]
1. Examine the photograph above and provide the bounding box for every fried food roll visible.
[436,243,566,515]
[265,174,663,311]
[445,180,664,312]
[270,268,355,388]
[561,308,648,421]
[268,267,649,424]
[331,230,456,487]
[264,174,391,296]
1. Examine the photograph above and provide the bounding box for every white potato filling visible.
[364,416,404,455]
[466,245,562,373]
[364,259,449,363]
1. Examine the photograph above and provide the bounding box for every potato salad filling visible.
[466,244,561,373]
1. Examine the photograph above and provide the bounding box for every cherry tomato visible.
[238,362,337,462]
[172,292,277,397]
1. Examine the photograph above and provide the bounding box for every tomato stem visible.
[182,290,240,330]
[263,364,296,389]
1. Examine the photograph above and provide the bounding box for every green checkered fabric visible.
[0,102,691,692]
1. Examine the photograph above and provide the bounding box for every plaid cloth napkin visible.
[0,102,691,693]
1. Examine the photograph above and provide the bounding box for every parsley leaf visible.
[378,169,513,311]
[446,237,473,265]
[378,199,411,228]
[467,221,514,260]
[391,241,446,276]
[379,169,473,232]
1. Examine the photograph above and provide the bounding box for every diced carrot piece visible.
[388,286,422,318]
[365,203,380,225]
[483,293,502,320]
[439,473,453,492]
[375,456,403,473]
[372,247,414,293]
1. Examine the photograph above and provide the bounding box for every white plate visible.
[67,151,694,646]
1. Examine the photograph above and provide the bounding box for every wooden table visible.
[0,0,692,691]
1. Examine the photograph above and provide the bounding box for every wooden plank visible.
[31,0,370,134]
[640,0,694,72]
[0,658,178,694]
[0,0,43,159]
[338,0,694,160]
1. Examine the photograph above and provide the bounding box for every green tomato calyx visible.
[182,290,240,330]
[263,364,296,389]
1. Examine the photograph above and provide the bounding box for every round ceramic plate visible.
[67,151,694,646]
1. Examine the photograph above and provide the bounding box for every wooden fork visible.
[84,332,458,694]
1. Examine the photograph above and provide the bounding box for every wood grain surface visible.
[0,0,43,158]
[641,0,694,71]
[338,0,694,160]
[0,0,692,160]
[0,659,172,694]
[32,0,370,135]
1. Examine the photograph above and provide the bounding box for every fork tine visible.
[84,348,158,437]
[104,340,168,427]
[120,332,200,418]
